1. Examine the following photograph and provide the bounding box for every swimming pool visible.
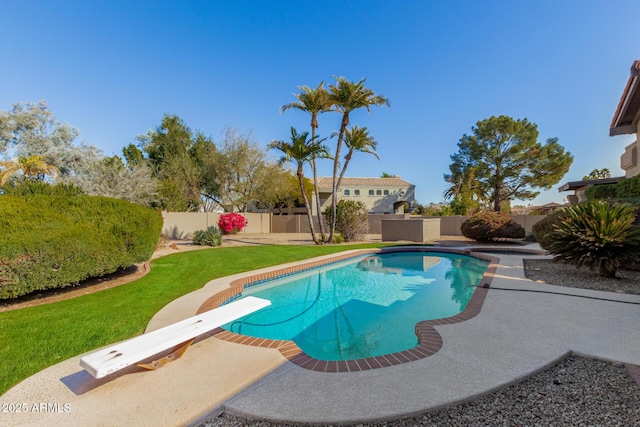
[222,251,488,361]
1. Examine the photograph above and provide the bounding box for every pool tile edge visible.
[199,247,500,372]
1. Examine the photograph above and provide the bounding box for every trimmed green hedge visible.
[585,183,617,201]
[531,209,569,250]
[616,175,640,199]
[0,195,162,299]
[585,175,640,201]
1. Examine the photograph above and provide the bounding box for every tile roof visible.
[610,59,640,136]
[316,176,413,189]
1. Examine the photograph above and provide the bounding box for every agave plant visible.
[192,226,223,247]
[547,201,640,278]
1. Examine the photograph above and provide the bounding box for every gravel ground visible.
[202,356,640,427]
[523,258,640,295]
[200,258,640,427]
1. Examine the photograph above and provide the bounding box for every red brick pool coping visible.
[196,247,527,372]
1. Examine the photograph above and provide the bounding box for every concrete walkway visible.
[2,245,639,426]
[219,251,640,424]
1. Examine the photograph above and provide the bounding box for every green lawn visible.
[0,243,384,395]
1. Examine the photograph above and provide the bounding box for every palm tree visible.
[336,126,379,190]
[281,82,332,236]
[0,155,60,185]
[327,77,389,242]
[268,128,330,244]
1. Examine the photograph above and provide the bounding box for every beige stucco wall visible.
[381,218,441,242]
[424,215,545,237]
[367,214,410,234]
[162,212,546,239]
[162,212,271,238]
[621,122,640,178]
[271,215,327,233]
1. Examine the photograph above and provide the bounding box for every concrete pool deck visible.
[2,243,640,426]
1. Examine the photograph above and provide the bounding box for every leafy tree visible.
[0,100,102,178]
[327,77,389,241]
[0,155,59,185]
[137,114,216,211]
[421,203,447,216]
[0,102,160,207]
[381,172,394,178]
[268,127,330,244]
[583,168,611,180]
[443,167,485,215]
[122,143,144,167]
[255,168,310,214]
[72,156,158,207]
[190,132,220,202]
[336,125,379,190]
[213,127,280,212]
[281,82,332,235]
[447,116,573,212]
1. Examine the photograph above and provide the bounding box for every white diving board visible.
[80,296,270,379]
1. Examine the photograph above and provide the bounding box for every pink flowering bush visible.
[217,212,248,234]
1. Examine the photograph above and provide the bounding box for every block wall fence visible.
[161,212,546,239]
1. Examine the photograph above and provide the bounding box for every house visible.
[558,59,640,204]
[558,177,624,204]
[610,59,640,178]
[312,176,416,214]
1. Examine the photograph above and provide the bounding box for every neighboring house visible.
[610,59,640,178]
[312,176,416,214]
[558,177,624,204]
[557,59,640,204]
[512,202,567,215]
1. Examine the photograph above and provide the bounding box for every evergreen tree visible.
[446,116,573,212]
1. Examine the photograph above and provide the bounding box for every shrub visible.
[217,212,248,234]
[532,209,570,250]
[331,233,345,244]
[1,180,84,196]
[616,174,640,199]
[0,195,162,299]
[192,226,223,246]
[585,183,617,201]
[460,211,525,242]
[546,201,640,278]
[324,200,368,242]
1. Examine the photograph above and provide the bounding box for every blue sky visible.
[1,1,638,207]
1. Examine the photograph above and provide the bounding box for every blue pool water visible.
[223,252,488,360]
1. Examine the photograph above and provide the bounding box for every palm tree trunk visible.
[310,119,326,239]
[336,151,353,192]
[311,155,326,239]
[329,113,350,243]
[298,167,319,244]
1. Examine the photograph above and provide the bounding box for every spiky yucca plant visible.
[547,201,640,278]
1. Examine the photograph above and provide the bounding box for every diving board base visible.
[136,338,196,371]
